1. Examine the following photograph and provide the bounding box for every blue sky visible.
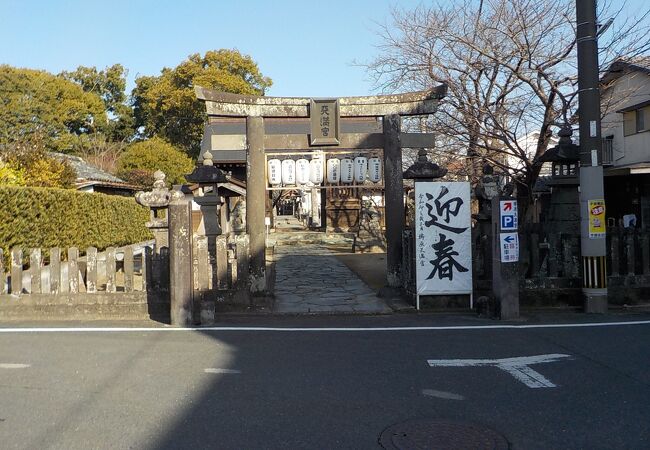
[0,0,423,97]
[2,0,647,98]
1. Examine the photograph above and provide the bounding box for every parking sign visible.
[499,200,518,231]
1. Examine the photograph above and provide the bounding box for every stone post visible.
[168,189,193,326]
[383,114,404,287]
[474,164,500,283]
[491,196,520,320]
[246,116,267,294]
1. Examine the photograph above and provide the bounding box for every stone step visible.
[269,232,356,246]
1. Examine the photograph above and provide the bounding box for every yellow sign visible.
[588,199,606,238]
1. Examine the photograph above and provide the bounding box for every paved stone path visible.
[273,244,392,314]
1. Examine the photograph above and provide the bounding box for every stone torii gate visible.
[195,85,446,294]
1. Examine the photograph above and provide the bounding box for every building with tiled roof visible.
[50,153,138,196]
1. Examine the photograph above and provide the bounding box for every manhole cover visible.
[379,419,509,450]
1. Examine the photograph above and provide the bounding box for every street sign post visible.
[492,196,519,319]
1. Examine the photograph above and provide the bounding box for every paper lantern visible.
[368,157,382,183]
[310,158,324,184]
[296,159,310,184]
[327,158,340,183]
[340,158,354,183]
[281,159,296,185]
[354,157,368,183]
[268,159,282,185]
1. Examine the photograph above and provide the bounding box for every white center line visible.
[421,389,465,400]
[0,320,648,333]
[204,368,241,374]
[0,363,30,369]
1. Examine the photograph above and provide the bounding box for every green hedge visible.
[0,186,152,266]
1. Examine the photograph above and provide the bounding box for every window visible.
[637,108,646,132]
[623,106,650,136]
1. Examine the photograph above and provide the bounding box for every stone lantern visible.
[135,170,184,253]
[538,126,581,233]
[539,126,580,182]
[185,151,228,236]
[403,148,448,227]
[403,148,448,181]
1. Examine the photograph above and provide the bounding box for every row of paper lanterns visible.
[267,157,383,186]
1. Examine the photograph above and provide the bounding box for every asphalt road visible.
[1,314,649,449]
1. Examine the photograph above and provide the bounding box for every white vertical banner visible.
[415,182,472,295]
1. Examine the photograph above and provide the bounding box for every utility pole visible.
[576,0,608,312]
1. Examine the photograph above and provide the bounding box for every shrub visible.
[118,168,156,189]
[0,133,76,188]
[0,162,25,186]
[117,137,194,187]
[0,186,152,268]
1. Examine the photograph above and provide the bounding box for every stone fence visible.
[192,234,251,324]
[0,243,169,320]
[0,230,252,323]
[402,224,650,308]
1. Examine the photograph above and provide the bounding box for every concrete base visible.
[377,286,402,299]
[584,294,608,313]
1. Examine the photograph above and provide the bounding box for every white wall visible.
[601,70,650,166]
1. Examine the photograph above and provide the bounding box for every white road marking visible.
[204,368,241,374]
[0,320,648,333]
[421,389,465,400]
[0,363,30,369]
[427,354,572,389]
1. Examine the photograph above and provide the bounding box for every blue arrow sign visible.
[504,235,515,243]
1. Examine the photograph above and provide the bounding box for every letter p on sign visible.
[502,215,515,229]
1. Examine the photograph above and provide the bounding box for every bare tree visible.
[366,0,650,213]
[74,133,128,175]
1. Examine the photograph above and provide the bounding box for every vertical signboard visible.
[588,199,606,238]
[310,99,340,146]
[415,182,472,295]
